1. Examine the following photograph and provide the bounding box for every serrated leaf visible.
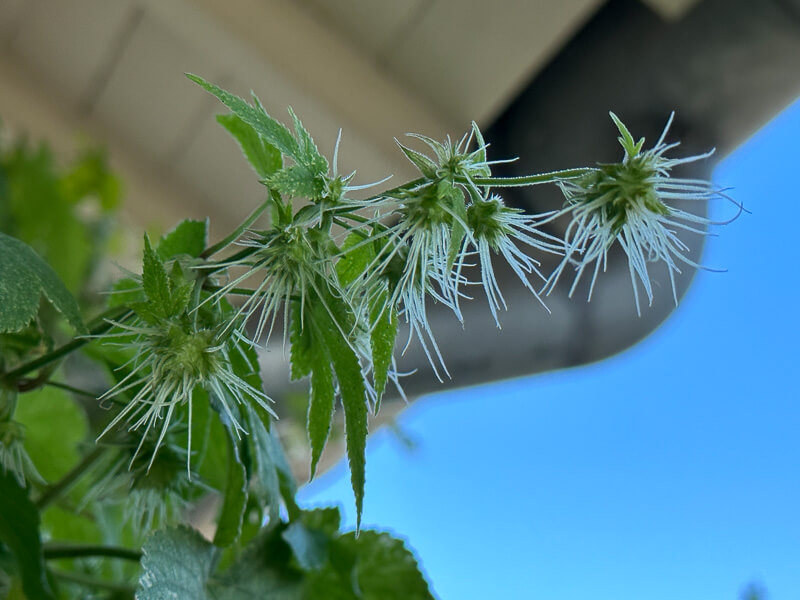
[14,386,88,482]
[300,507,341,537]
[312,298,367,530]
[268,420,298,504]
[167,263,194,316]
[141,234,171,318]
[244,404,281,521]
[289,301,313,380]
[268,165,325,200]
[157,218,208,259]
[339,531,434,600]
[137,526,215,600]
[214,427,248,548]
[370,293,397,405]
[129,301,161,325]
[287,107,328,174]
[306,332,334,480]
[0,233,84,333]
[0,471,55,600]
[217,114,283,180]
[336,233,375,287]
[187,75,299,162]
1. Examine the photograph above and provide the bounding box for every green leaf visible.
[609,112,643,157]
[289,301,313,380]
[141,234,171,318]
[217,114,283,180]
[306,333,334,480]
[287,107,328,174]
[282,507,341,572]
[211,529,304,600]
[244,404,282,521]
[470,121,492,178]
[299,507,341,537]
[214,426,248,548]
[14,386,88,482]
[41,505,102,546]
[61,148,121,210]
[268,165,325,200]
[2,145,94,294]
[438,180,467,270]
[313,298,368,530]
[369,293,397,405]
[166,262,194,317]
[0,233,84,333]
[334,531,434,600]
[191,388,228,492]
[0,471,55,600]
[282,521,328,571]
[137,526,215,600]
[187,75,300,161]
[336,233,375,287]
[158,218,208,259]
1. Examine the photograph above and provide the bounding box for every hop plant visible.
[0,71,740,600]
[97,235,273,473]
[543,112,740,312]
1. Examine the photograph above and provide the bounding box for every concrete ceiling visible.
[0,0,616,236]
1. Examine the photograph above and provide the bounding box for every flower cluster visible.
[542,112,738,313]
[90,75,738,532]
[97,318,273,472]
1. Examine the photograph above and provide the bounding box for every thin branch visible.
[44,380,101,399]
[35,445,107,510]
[50,569,136,594]
[0,307,132,384]
[200,197,272,258]
[44,542,142,562]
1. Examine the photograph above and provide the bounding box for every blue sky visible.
[301,97,800,600]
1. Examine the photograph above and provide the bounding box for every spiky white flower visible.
[462,195,561,326]
[97,319,273,473]
[203,224,339,347]
[543,112,740,313]
[361,182,471,379]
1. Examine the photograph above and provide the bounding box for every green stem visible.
[202,246,259,275]
[44,380,100,399]
[360,177,425,203]
[203,284,257,296]
[35,445,107,510]
[0,307,132,384]
[50,569,136,594]
[461,167,595,187]
[44,542,142,562]
[200,197,272,258]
